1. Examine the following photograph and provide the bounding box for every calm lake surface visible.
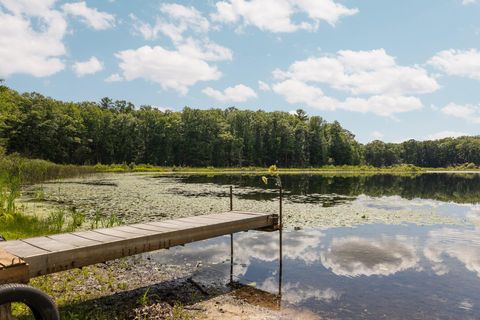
[144,173,480,319]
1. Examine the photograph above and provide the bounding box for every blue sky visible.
[2,0,480,143]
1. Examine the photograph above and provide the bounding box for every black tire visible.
[0,283,60,320]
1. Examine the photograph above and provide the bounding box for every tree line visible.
[0,84,479,168]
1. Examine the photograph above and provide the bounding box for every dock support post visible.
[229,186,234,283]
[278,186,283,301]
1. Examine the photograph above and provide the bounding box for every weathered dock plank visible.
[0,211,277,281]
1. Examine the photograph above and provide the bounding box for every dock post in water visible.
[278,186,283,300]
[229,185,234,283]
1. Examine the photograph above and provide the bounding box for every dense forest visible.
[0,83,479,168]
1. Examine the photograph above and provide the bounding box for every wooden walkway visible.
[0,211,278,283]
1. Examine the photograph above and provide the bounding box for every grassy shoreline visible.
[0,154,97,239]
[94,163,480,174]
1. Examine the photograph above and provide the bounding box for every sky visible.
[1,0,480,143]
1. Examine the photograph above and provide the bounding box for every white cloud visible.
[371,131,384,139]
[426,131,469,140]
[342,95,423,116]
[131,4,209,42]
[121,4,231,94]
[72,56,103,76]
[115,46,222,95]
[440,103,480,123]
[258,80,270,91]
[211,0,358,33]
[428,49,480,80]
[202,84,257,102]
[462,0,477,5]
[272,79,338,111]
[62,1,115,30]
[275,49,438,95]
[0,0,66,77]
[176,38,232,61]
[272,49,438,116]
[104,73,122,82]
[160,3,209,33]
[273,80,423,116]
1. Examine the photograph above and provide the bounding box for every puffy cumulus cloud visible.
[72,56,103,76]
[424,226,480,278]
[440,103,480,123]
[160,3,209,33]
[274,49,438,96]
[115,46,222,95]
[175,38,232,62]
[0,0,66,77]
[342,95,423,116]
[321,236,419,277]
[62,1,115,30]
[131,4,209,42]
[429,49,480,80]
[272,79,338,111]
[272,80,423,116]
[425,131,469,140]
[123,3,231,94]
[272,49,438,117]
[202,84,257,103]
[211,0,358,33]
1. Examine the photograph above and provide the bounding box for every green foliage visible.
[1,84,480,168]
[365,137,480,168]
[136,288,150,307]
[90,209,120,229]
[0,207,86,240]
[48,209,67,233]
[69,207,85,230]
[0,85,363,168]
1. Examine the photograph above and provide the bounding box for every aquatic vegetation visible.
[69,207,85,230]
[48,209,67,233]
[0,210,80,240]
[90,209,121,229]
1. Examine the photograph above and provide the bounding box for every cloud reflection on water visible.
[320,235,419,277]
[424,210,480,278]
[258,276,341,304]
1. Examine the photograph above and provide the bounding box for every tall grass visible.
[0,153,96,185]
[0,151,97,239]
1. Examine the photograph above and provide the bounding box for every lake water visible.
[143,173,480,319]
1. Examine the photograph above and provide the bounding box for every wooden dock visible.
[0,211,278,283]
